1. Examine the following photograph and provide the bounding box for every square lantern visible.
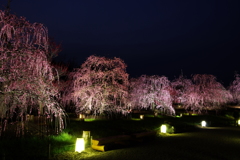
[201,120,207,127]
[75,138,85,152]
[160,124,167,133]
[160,124,174,134]
[79,114,85,119]
[237,119,240,126]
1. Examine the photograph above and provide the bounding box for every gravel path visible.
[53,127,240,160]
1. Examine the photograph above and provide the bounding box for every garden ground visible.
[50,112,240,160]
[1,112,240,160]
[53,126,240,160]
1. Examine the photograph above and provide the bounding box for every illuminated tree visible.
[183,74,231,112]
[0,10,65,136]
[64,55,130,116]
[171,75,193,105]
[129,75,175,116]
[229,74,240,104]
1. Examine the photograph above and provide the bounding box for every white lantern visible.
[140,115,144,119]
[75,138,85,152]
[201,121,206,127]
[160,124,167,133]
[237,119,240,126]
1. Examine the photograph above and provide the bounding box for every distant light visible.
[160,124,167,133]
[84,118,96,122]
[176,114,182,118]
[140,115,144,120]
[201,121,207,127]
[75,138,85,152]
[79,114,85,119]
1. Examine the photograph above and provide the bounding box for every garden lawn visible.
[53,127,240,160]
[0,114,239,159]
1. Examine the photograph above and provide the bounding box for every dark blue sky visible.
[1,0,240,85]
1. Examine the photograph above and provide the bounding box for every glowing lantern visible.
[75,138,85,152]
[201,121,206,127]
[140,115,144,119]
[79,114,85,120]
[160,124,167,133]
[237,119,240,126]
[26,114,34,121]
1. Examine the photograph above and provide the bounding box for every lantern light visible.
[237,119,240,126]
[75,138,85,152]
[140,115,144,120]
[160,124,167,133]
[201,121,207,127]
[79,114,85,120]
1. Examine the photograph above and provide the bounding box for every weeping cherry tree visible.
[185,74,232,112]
[0,10,65,136]
[229,74,240,104]
[129,75,175,116]
[64,55,130,117]
[171,75,193,106]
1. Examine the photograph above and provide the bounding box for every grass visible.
[0,113,238,159]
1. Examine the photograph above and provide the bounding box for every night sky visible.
[1,0,240,86]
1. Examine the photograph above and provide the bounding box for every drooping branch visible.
[173,74,232,112]
[130,75,175,116]
[0,10,65,136]
[171,75,193,105]
[63,55,130,116]
[229,74,240,104]
[0,10,48,52]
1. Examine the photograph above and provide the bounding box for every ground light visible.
[175,114,182,118]
[79,114,85,120]
[237,119,240,126]
[75,138,85,152]
[84,118,96,122]
[160,124,167,133]
[201,121,207,127]
[140,115,144,119]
